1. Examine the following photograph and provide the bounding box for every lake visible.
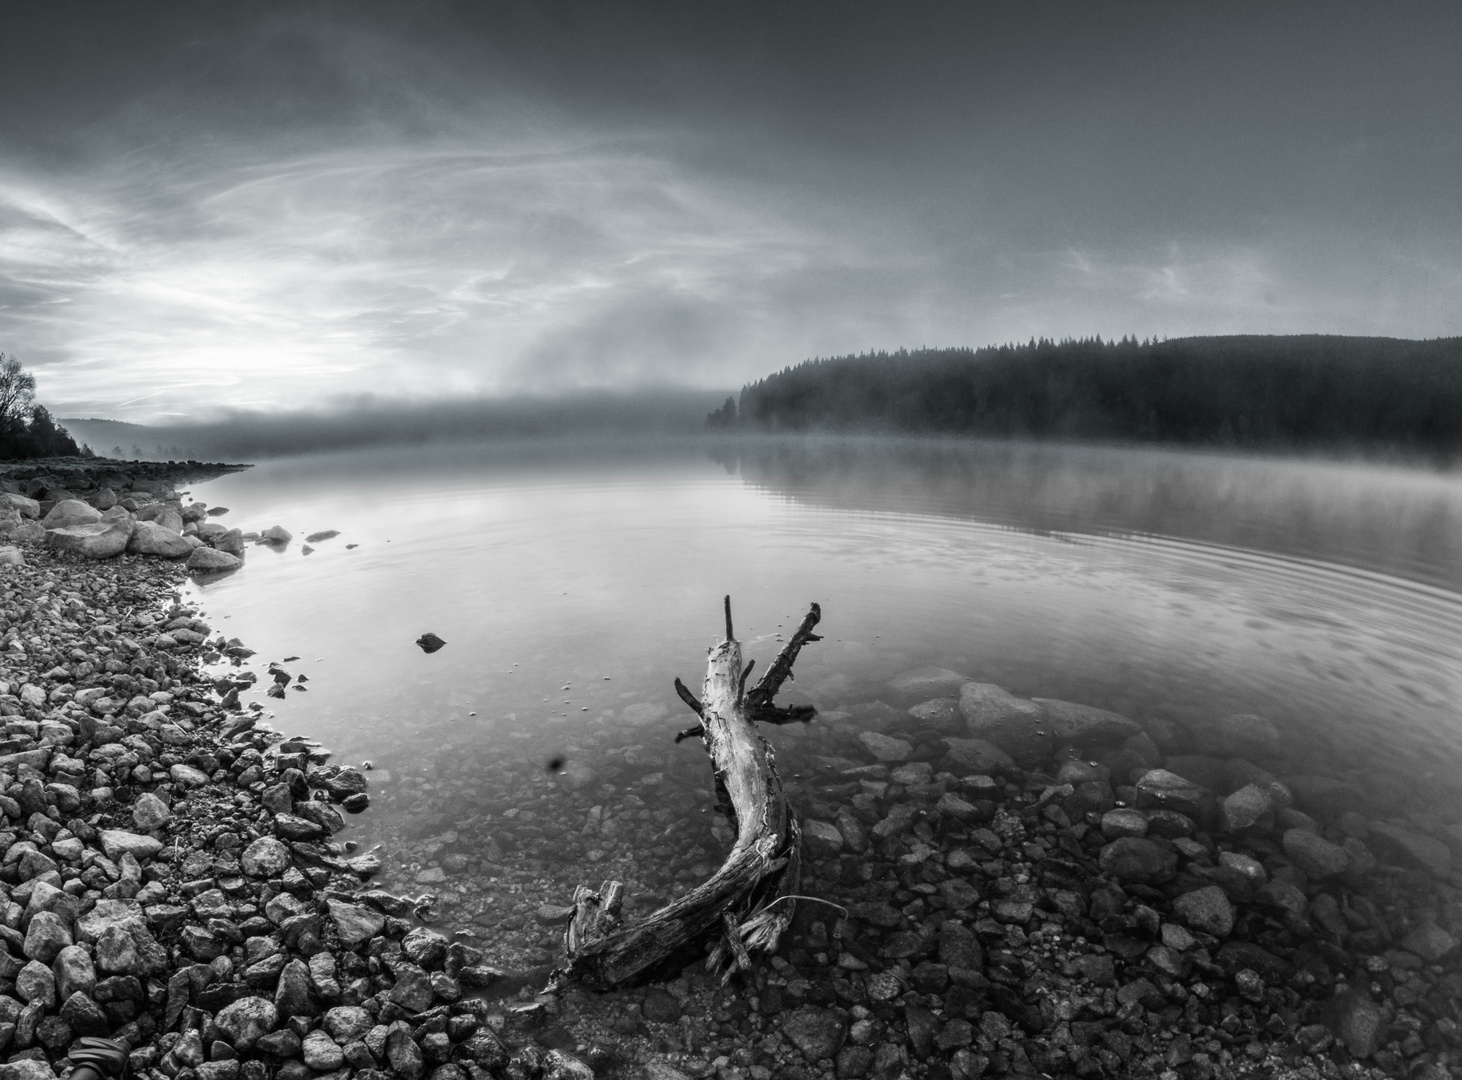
[181,436,1462,979]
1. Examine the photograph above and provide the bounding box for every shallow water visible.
[181,436,1462,968]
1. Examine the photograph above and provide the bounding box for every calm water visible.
[180,437,1462,967]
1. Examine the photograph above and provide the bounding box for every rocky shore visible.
[1,460,1459,1080]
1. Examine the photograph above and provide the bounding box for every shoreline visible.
[0,459,1458,1080]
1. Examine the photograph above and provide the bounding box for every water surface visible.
[181,437,1462,967]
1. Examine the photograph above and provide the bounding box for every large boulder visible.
[128,521,192,558]
[46,521,131,559]
[958,683,1050,763]
[0,493,40,518]
[1031,699,1143,747]
[187,548,243,573]
[261,525,293,544]
[41,499,101,528]
[137,504,185,533]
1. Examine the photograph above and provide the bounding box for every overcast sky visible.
[2,1,1460,422]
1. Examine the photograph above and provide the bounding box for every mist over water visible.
[169,437,1462,969]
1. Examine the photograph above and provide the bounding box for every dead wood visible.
[549,597,822,991]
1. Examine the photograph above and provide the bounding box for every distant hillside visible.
[61,388,729,460]
[723,335,1462,454]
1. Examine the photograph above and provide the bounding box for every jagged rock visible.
[52,945,95,1000]
[215,996,279,1050]
[1134,769,1209,818]
[542,1050,596,1080]
[16,960,56,1007]
[386,1026,425,1080]
[302,1029,345,1070]
[327,900,385,946]
[941,737,1016,774]
[77,900,169,975]
[324,1005,374,1042]
[858,731,913,762]
[241,837,291,878]
[1325,990,1385,1059]
[402,928,449,969]
[781,1005,847,1060]
[22,912,72,963]
[99,829,164,862]
[132,793,172,831]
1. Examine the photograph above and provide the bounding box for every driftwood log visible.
[549,597,822,990]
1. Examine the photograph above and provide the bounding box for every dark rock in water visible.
[1281,828,1351,880]
[1366,821,1452,876]
[1098,837,1177,884]
[416,633,447,653]
[641,987,682,1023]
[781,1005,846,1060]
[341,793,369,813]
[1172,885,1235,937]
[1325,990,1385,1059]
[305,530,340,543]
[206,506,230,516]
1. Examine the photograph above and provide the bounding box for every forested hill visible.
[722,336,1462,453]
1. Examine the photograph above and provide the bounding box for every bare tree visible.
[0,353,36,441]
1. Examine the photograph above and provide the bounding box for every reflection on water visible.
[180,437,1462,971]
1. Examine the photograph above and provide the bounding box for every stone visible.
[1100,808,1148,839]
[888,667,968,699]
[22,912,72,963]
[1172,886,1235,937]
[78,900,169,976]
[1221,784,1275,834]
[958,683,1050,763]
[782,1005,847,1060]
[41,500,101,528]
[906,697,965,734]
[1367,822,1452,876]
[52,945,95,1000]
[1193,713,1280,758]
[328,901,385,946]
[938,919,983,970]
[402,928,449,968]
[275,958,313,1016]
[1402,923,1458,962]
[1031,698,1142,746]
[100,829,164,862]
[0,1061,56,1080]
[1281,828,1351,879]
[132,793,172,831]
[324,1005,374,1042]
[386,1027,424,1080]
[641,986,681,1023]
[0,546,23,567]
[16,960,56,1007]
[1325,990,1385,1059]
[858,732,912,762]
[941,737,1016,775]
[1098,837,1177,884]
[241,837,291,878]
[1134,769,1209,817]
[59,991,108,1036]
[187,547,243,572]
[802,819,845,856]
[0,493,40,518]
[128,521,192,558]
[46,521,131,559]
[389,963,435,1012]
[216,996,278,1050]
[301,1030,345,1070]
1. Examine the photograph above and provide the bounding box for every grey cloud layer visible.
[1,2,1460,421]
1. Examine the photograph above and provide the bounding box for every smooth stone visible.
[1401,923,1459,962]
[1100,808,1149,839]
[1193,713,1281,758]
[1325,990,1385,1059]
[1172,886,1235,937]
[1031,698,1142,745]
[1221,784,1276,834]
[1281,828,1351,879]
[887,667,968,699]
[41,500,101,528]
[1366,822,1452,876]
[1098,837,1177,884]
[261,525,293,544]
[958,683,1050,763]
[858,732,913,762]
[1134,769,1209,818]
[99,830,163,862]
[46,521,131,559]
[326,901,385,946]
[128,520,192,558]
[187,548,243,572]
[906,698,965,734]
[802,819,845,857]
[941,737,1015,775]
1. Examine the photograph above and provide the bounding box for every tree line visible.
[0,354,83,459]
[712,335,1462,454]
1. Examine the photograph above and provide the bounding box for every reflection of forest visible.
[731,336,1462,455]
[711,436,1462,592]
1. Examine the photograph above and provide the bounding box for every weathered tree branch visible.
[550,596,821,991]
